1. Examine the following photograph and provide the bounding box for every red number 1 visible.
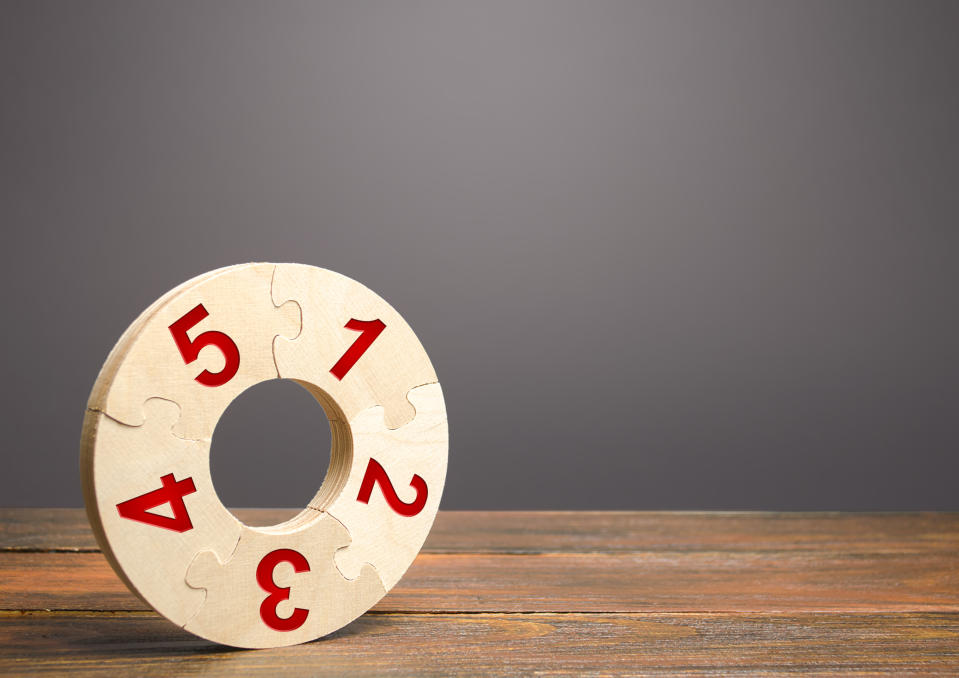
[330,319,385,380]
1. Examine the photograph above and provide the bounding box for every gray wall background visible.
[3,1,957,511]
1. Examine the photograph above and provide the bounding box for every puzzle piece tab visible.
[185,513,386,648]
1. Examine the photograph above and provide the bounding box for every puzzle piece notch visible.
[184,514,387,648]
[270,263,437,431]
[84,397,243,627]
[124,395,182,433]
[97,264,302,441]
[325,382,448,589]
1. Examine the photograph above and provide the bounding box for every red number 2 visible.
[356,458,428,517]
[257,549,310,631]
[116,474,196,532]
[330,319,385,380]
[168,304,241,387]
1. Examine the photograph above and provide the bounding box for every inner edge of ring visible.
[250,379,353,535]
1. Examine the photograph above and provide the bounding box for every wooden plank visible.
[4,511,959,674]
[0,509,649,553]
[0,509,95,551]
[3,549,958,614]
[2,611,958,676]
[428,510,959,554]
[4,508,958,554]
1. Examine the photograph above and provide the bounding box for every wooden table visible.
[1,510,958,675]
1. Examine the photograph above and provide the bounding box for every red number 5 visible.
[168,304,240,387]
[257,549,310,632]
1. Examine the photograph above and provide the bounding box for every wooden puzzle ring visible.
[81,263,448,648]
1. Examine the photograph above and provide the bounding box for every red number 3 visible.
[257,549,310,632]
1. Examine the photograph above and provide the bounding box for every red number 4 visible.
[116,474,196,532]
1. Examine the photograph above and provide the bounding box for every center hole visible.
[211,379,332,527]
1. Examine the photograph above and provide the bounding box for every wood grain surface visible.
[2,510,958,675]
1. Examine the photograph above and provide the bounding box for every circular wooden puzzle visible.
[80,263,448,648]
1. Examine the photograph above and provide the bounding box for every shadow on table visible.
[3,611,397,670]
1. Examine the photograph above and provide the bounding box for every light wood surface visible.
[2,509,958,675]
[79,264,448,647]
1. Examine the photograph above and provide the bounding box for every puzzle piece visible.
[271,263,437,430]
[184,513,386,648]
[82,398,243,626]
[325,382,448,588]
[90,263,301,441]
[86,264,246,414]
